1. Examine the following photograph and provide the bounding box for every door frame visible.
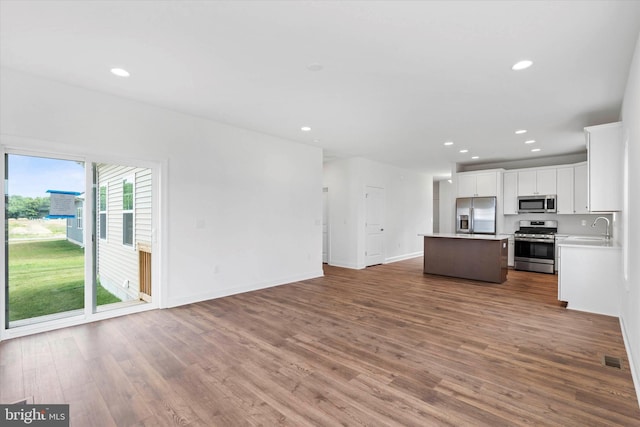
[0,139,166,340]
[322,187,329,264]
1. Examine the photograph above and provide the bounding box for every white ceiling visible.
[1,1,639,177]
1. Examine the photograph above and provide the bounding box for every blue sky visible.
[8,154,85,198]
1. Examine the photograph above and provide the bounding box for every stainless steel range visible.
[514,220,557,274]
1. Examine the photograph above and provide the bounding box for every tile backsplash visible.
[500,213,614,236]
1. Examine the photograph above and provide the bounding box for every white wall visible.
[433,182,439,233]
[323,157,432,269]
[0,68,324,308]
[438,180,454,233]
[620,33,640,403]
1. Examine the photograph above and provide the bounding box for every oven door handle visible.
[515,237,554,243]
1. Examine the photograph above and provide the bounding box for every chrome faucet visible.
[591,216,611,240]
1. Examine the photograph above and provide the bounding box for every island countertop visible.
[418,232,509,241]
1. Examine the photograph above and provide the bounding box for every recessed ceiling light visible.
[471,156,479,160]
[459,149,469,153]
[512,60,533,71]
[447,179,453,184]
[444,141,454,146]
[301,126,311,132]
[515,129,527,134]
[524,140,536,144]
[307,63,324,72]
[531,148,541,152]
[110,68,130,77]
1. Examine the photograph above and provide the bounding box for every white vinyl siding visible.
[135,168,153,246]
[96,164,152,300]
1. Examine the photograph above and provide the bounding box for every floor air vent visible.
[603,355,622,369]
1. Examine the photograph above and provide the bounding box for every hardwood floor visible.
[1,258,639,426]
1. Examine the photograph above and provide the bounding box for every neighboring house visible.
[66,196,84,247]
[96,164,153,302]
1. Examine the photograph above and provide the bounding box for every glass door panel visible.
[5,154,86,327]
[95,163,152,310]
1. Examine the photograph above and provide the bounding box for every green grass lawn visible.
[8,239,121,322]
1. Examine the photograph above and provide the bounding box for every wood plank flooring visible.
[1,258,639,426]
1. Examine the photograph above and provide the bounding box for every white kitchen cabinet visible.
[554,235,568,272]
[517,168,556,196]
[573,163,588,214]
[537,169,557,195]
[585,122,622,212]
[456,171,499,198]
[457,174,477,198]
[517,170,537,196]
[557,243,620,316]
[556,167,574,215]
[557,164,588,214]
[502,172,518,215]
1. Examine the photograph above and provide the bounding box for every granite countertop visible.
[418,233,509,241]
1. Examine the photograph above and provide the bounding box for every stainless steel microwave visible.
[518,195,557,213]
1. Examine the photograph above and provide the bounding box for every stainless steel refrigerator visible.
[455,196,497,234]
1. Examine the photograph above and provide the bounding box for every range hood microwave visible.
[518,195,557,213]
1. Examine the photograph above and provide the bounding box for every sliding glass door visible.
[3,152,154,330]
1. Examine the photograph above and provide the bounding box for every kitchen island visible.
[419,233,509,283]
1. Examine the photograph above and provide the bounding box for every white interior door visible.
[322,188,328,263]
[365,186,385,266]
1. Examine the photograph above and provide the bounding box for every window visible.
[123,177,134,246]
[77,205,83,229]
[99,185,107,240]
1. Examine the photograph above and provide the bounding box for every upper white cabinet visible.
[517,168,557,196]
[556,163,588,215]
[573,163,588,214]
[503,171,518,215]
[456,171,499,198]
[585,122,623,212]
[556,167,574,215]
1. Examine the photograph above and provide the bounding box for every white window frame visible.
[99,184,107,241]
[122,175,135,247]
[76,205,83,229]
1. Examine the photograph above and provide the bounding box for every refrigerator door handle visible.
[470,207,474,233]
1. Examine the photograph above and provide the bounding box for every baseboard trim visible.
[166,270,324,308]
[327,261,363,269]
[384,251,423,264]
[620,316,640,408]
